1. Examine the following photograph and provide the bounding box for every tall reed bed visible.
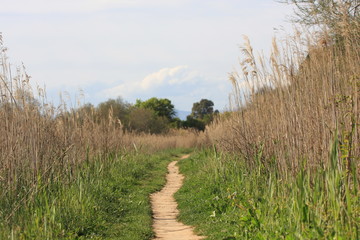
[192,5,360,238]
[0,34,201,233]
[207,28,359,176]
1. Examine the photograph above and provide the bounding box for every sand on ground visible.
[150,154,206,240]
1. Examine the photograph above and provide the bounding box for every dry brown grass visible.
[206,29,359,175]
[0,36,201,199]
[129,128,204,152]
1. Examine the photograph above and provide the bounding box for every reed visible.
[0,34,201,236]
[184,4,360,238]
[206,25,359,177]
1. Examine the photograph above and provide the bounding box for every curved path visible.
[150,155,205,240]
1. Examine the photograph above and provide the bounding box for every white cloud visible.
[1,0,292,111]
[141,65,199,88]
[102,65,200,98]
[99,65,231,111]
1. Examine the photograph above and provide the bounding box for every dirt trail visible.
[150,154,205,240]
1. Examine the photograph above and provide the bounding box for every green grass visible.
[0,148,191,239]
[176,146,359,240]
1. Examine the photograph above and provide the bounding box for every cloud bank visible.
[1,0,292,111]
[101,66,230,110]
[102,65,200,97]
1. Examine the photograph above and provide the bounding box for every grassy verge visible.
[0,149,190,239]
[176,147,359,240]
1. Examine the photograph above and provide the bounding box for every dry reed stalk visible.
[207,26,360,176]
[0,34,202,223]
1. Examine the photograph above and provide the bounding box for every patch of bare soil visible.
[150,155,206,240]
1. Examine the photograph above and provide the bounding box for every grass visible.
[0,148,191,239]
[1,34,201,239]
[193,9,359,239]
[0,3,358,239]
[207,20,360,174]
[176,147,359,240]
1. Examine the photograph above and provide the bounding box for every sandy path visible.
[150,155,205,240]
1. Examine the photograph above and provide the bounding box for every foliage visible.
[135,97,175,121]
[176,99,219,131]
[96,97,131,125]
[128,108,169,134]
[182,115,206,131]
[72,97,180,134]
[0,149,188,239]
[207,12,360,173]
[168,117,183,129]
[0,35,202,239]
[176,148,359,239]
[281,0,360,45]
[190,3,360,238]
[191,99,214,120]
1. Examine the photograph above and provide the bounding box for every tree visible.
[135,97,175,121]
[183,99,218,130]
[280,0,360,39]
[191,99,214,119]
[169,117,183,129]
[182,115,205,131]
[128,108,169,134]
[97,97,131,124]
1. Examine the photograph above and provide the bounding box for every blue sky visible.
[0,0,293,111]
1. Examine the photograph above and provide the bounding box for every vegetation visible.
[182,116,206,131]
[177,147,359,239]
[191,99,214,120]
[0,35,201,238]
[0,149,190,239]
[281,0,360,33]
[96,97,131,125]
[175,0,360,239]
[70,96,217,134]
[0,0,359,239]
[173,99,220,131]
[206,0,359,172]
[135,97,175,121]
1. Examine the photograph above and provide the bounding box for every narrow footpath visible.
[150,155,205,240]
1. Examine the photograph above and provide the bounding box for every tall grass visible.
[0,34,201,236]
[207,27,359,176]
[183,4,360,239]
[177,144,359,239]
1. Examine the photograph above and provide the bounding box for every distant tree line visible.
[74,97,218,134]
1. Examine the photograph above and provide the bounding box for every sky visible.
[0,0,293,112]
